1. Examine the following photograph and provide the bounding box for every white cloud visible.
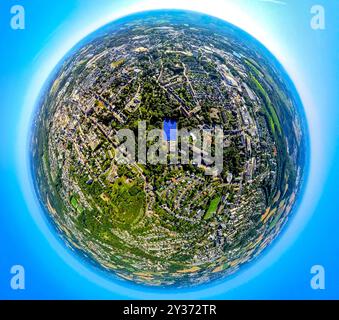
[259,0,287,5]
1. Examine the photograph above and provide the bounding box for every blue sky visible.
[0,0,339,299]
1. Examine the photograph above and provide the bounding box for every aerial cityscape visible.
[31,10,306,287]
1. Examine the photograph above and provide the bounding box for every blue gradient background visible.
[0,0,338,299]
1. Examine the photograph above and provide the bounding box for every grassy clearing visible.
[250,75,282,136]
[204,196,221,220]
[111,59,125,68]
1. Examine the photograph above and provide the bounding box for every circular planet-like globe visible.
[31,10,306,287]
